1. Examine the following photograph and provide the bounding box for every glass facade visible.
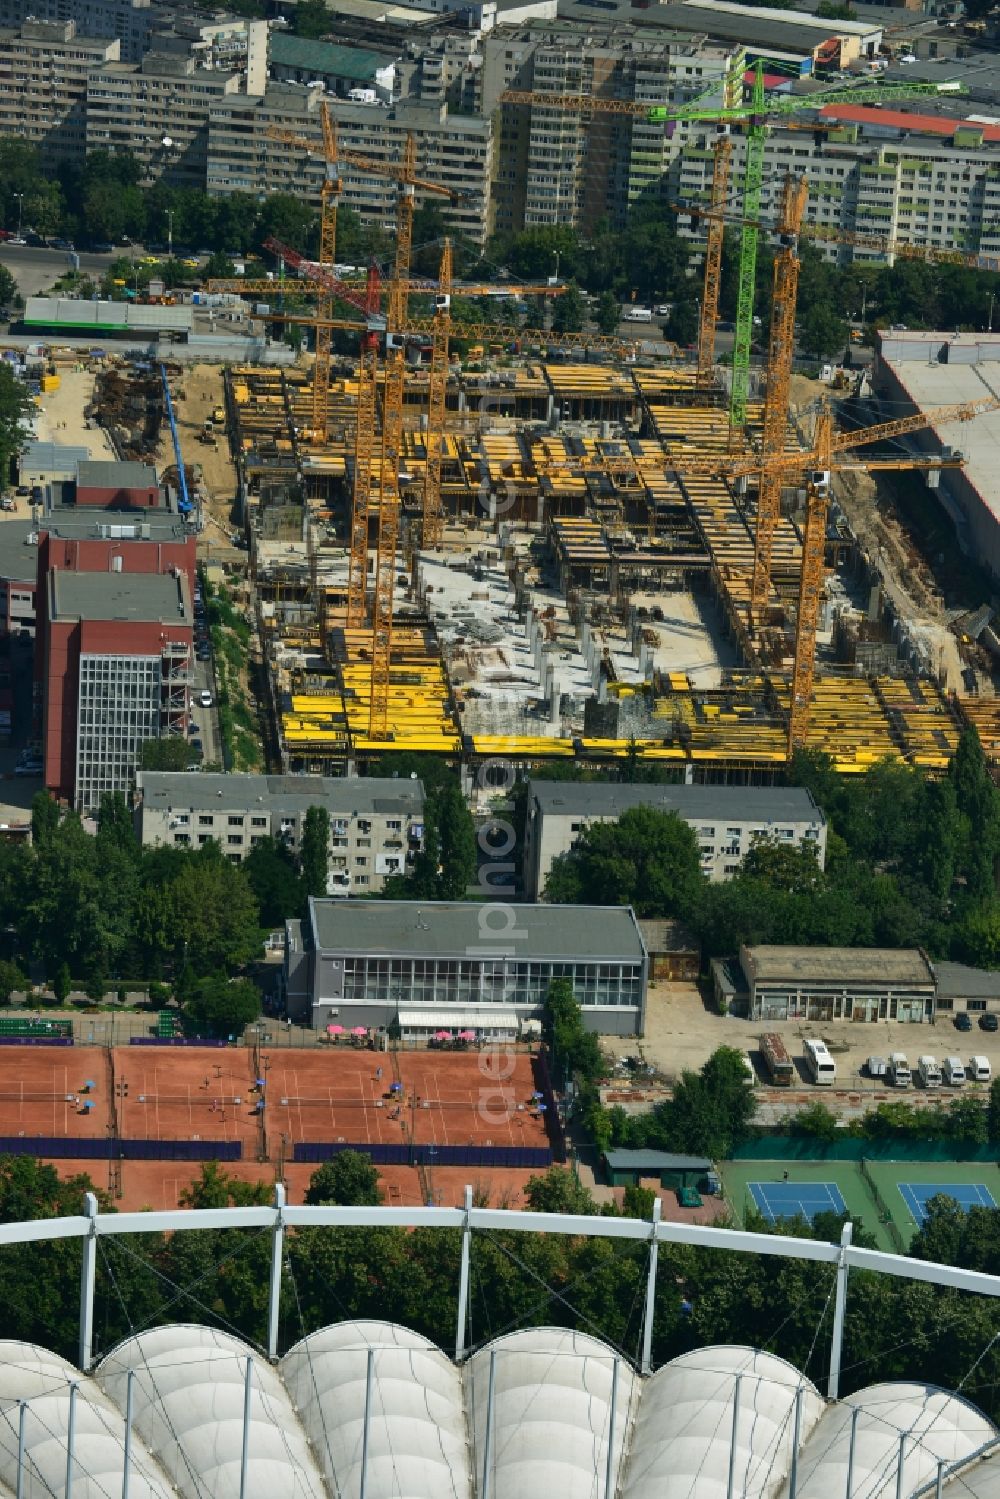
[76,653,162,813]
[338,956,643,1012]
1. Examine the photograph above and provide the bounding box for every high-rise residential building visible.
[86,50,241,187]
[480,28,738,233]
[0,0,151,64]
[0,19,120,166]
[208,85,494,245]
[146,14,268,97]
[676,104,1000,267]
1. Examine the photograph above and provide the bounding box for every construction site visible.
[184,71,1000,786]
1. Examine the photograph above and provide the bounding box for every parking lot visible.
[614,982,1000,1094]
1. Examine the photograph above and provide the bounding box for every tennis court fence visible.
[860,1158,905,1253]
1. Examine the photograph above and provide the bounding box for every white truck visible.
[916,1055,942,1088]
[969,1055,992,1083]
[943,1057,966,1086]
[888,1053,911,1088]
[622,306,653,324]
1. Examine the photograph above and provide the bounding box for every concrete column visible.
[549,681,561,726]
[79,1192,98,1371]
[640,1198,661,1374]
[828,1221,853,1399]
[267,1183,285,1361]
[455,1185,474,1362]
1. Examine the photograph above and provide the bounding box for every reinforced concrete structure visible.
[133,771,425,891]
[0,18,120,166]
[523,781,828,898]
[284,898,648,1036]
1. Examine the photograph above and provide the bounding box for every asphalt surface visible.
[0,245,119,301]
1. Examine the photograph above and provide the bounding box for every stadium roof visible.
[307,898,647,962]
[0,1324,996,1496]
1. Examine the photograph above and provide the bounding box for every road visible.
[0,245,119,301]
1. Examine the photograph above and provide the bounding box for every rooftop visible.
[604,1149,712,1171]
[19,441,91,476]
[744,945,936,987]
[268,31,397,78]
[0,520,41,584]
[77,460,158,490]
[530,780,825,823]
[50,570,189,625]
[308,899,647,962]
[819,102,1000,141]
[934,960,1000,1001]
[647,0,880,50]
[40,506,190,542]
[136,772,424,816]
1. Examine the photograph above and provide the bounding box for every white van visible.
[889,1053,911,1088]
[197,689,214,708]
[969,1055,992,1083]
[943,1057,966,1086]
[742,1052,758,1088]
[622,306,653,324]
[916,1055,942,1088]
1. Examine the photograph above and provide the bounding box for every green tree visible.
[622,1183,656,1219]
[945,1093,989,1146]
[524,1166,596,1214]
[244,837,303,928]
[289,0,332,34]
[139,737,197,770]
[595,290,620,335]
[437,780,476,898]
[0,363,33,490]
[304,1151,384,1206]
[30,790,60,847]
[545,805,702,918]
[988,1077,1000,1143]
[798,301,849,358]
[179,1161,271,1208]
[167,842,261,973]
[0,264,18,312]
[53,962,71,1005]
[665,298,698,346]
[300,805,331,901]
[551,283,586,334]
[184,972,261,1036]
[788,1101,840,1141]
[0,961,25,1004]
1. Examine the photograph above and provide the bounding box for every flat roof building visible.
[134,771,424,889]
[524,781,827,898]
[0,0,153,63]
[717,944,937,1023]
[41,567,193,813]
[0,18,120,166]
[285,898,648,1036]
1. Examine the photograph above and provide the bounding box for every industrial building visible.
[931,960,1000,1021]
[523,781,828,897]
[133,771,425,890]
[284,898,648,1035]
[714,944,938,1022]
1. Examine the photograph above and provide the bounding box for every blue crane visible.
[159,364,194,518]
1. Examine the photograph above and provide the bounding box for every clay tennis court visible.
[109,1048,262,1150]
[0,1052,110,1139]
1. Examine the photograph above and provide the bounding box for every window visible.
[227,834,243,846]
[174,833,190,845]
[251,816,266,828]
[968,999,987,1012]
[199,815,214,826]
[228,815,244,827]
[356,856,368,867]
[198,834,212,845]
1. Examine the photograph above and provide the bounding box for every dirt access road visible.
[154,364,243,559]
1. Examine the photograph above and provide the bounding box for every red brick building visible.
[42,570,193,811]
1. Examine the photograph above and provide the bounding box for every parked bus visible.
[803,1038,836,1086]
[760,1033,794,1087]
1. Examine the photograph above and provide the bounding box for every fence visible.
[128,1037,230,1048]
[292,1141,552,1169]
[0,1137,241,1161]
[732,1136,999,1164]
[0,1037,73,1047]
[859,1157,906,1253]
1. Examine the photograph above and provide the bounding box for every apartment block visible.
[146,15,268,96]
[481,28,738,233]
[86,51,240,188]
[208,85,494,245]
[0,19,120,167]
[0,0,151,64]
[133,772,425,889]
[523,782,828,899]
[677,105,1000,266]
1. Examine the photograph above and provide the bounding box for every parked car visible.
[197,690,213,708]
[980,1012,999,1032]
[955,1012,973,1031]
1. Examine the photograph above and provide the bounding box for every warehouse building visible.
[931,960,1000,1021]
[523,782,827,898]
[133,771,424,890]
[714,944,937,1023]
[284,899,648,1036]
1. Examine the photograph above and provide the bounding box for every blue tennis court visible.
[749,1180,847,1224]
[898,1182,997,1227]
